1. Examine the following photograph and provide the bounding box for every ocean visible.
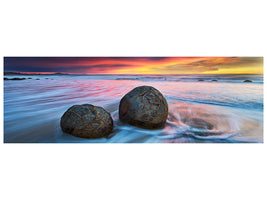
[3,74,263,143]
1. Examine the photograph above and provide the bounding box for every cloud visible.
[4,57,263,74]
[162,57,263,73]
[4,64,131,73]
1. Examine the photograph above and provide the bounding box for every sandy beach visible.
[3,74,263,143]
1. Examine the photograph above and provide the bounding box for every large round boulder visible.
[119,86,168,129]
[60,104,113,138]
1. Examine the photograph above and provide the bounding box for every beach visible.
[4,74,263,143]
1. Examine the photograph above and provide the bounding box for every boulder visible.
[60,104,113,138]
[4,77,26,80]
[119,86,168,129]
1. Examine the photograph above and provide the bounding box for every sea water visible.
[3,74,263,143]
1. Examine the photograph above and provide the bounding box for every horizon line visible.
[4,71,263,75]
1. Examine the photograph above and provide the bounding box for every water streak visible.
[4,74,263,143]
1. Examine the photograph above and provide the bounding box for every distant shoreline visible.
[3,72,263,76]
[4,72,68,75]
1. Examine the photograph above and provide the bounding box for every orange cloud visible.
[4,57,263,74]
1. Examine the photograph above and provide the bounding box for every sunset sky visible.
[4,57,263,74]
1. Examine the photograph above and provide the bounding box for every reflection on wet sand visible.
[161,102,238,140]
[161,101,262,143]
[4,76,263,143]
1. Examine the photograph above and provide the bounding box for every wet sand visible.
[4,75,263,143]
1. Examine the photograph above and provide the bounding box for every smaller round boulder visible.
[119,86,168,129]
[60,104,113,139]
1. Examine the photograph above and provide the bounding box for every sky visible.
[4,57,263,74]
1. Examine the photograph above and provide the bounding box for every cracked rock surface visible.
[119,86,168,129]
[60,104,113,138]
